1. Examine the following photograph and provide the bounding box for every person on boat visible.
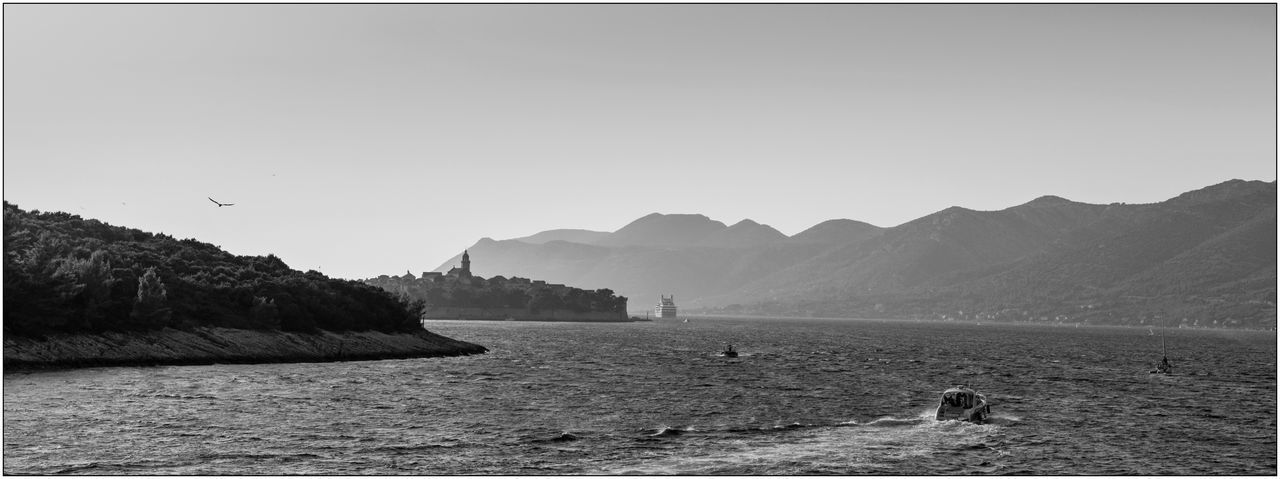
[1158,356,1171,373]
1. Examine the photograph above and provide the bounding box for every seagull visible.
[208,197,235,207]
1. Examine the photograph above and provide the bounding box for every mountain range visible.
[433,179,1276,329]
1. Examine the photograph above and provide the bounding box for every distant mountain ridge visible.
[510,229,610,245]
[698,219,788,249]
[593,213,729,248]
[787,219,884,245]
[433,180,1276,329]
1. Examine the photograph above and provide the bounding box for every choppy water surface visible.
[4,318,1276,475]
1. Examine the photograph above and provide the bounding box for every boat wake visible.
[852,415,928,428]
[607,410,1010,474]
[843,409,1005,427]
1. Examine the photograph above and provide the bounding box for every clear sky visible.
[4,4,1276,280]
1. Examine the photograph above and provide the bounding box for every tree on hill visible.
[130,267,172,329]
[52,249,121,331]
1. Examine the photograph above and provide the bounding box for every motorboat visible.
[720,344,738,358]
[934,385,990,423]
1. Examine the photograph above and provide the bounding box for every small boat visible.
[1148,320,1173,374]
[1150,326,1172,374]
[934,385,990,423]
[720,344,738,358]
[1151,356,1172,374]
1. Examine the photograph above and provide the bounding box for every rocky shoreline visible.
[3,327,488,371]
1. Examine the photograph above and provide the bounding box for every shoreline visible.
[3,327,488,372]
[423,317,651,324]
[650,314,1279,331]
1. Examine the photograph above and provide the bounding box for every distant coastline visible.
[421,306,638,322]
[647,313,1279,332]
[3,327,487,371]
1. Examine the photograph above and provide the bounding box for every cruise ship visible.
[654,295,678,319]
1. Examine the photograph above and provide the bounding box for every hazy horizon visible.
[5,4,1275,280]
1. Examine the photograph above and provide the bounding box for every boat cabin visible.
[935,385,990,422]
[940,387,977,409]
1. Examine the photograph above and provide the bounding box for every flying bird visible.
[208,197,235,207]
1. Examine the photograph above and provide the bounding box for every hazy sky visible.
[4,4,1276,280]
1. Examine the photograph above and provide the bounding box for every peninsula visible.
[2,203,486,370]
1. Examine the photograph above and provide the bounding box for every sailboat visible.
[1150,323,1172,374]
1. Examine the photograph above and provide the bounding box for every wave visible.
[46,458,204,475]
[645,425,696,437]
[532,431,580,443]
[51,461,134,474]
[125,391,218,400]
[979,413,1021,426]
[197,452,324,461]
[860,416,928,428]
[358,443,458,453]
[726,422,817,434]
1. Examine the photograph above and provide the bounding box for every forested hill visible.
[3,202,423,337]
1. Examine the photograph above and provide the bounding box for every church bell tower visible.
[461,250,471,275]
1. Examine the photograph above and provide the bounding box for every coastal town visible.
[364,251,631,322]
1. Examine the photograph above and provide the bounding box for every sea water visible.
[4,318,1275,475]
